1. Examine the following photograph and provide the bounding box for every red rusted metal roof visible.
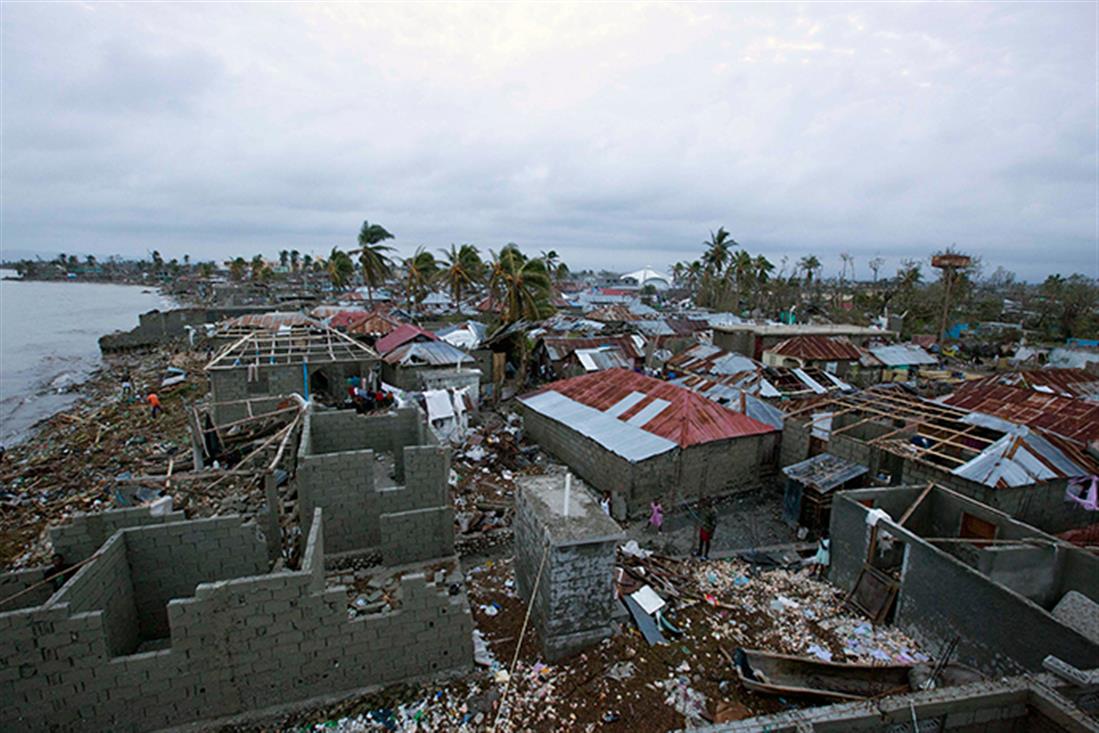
[527,368,777,446]
[943,382,1099,445]
[375,323,437,355]
[768,335,863,362]
[587,304,642,322]
[346,310,403,337]
[960,369,1099,401]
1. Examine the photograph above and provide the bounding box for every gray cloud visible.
[1,2,1095,280]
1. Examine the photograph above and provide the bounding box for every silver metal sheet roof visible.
[869,344,939,367]
[783,452,869,493]
[519,391,677,462]
[385,340,471,367]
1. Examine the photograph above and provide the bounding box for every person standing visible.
[648,497,664,533]
[812,530,831,579]
[600,491,612,516]
[697,501,717,560]
[147,392,162,419]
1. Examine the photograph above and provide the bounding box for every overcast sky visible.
[2,2,1096,281]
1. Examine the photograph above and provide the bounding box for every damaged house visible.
[206,325,379,425]
[781,385,1099,534]
[518,368,779,518]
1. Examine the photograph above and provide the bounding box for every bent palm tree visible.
[489,244,554,324]
[403,247,438,316]
[440,243,483,314]
[326,247,355,290]
[351,220,395,306]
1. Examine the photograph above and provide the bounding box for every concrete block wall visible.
[900,460,1092,535]
[211,360,375,424]
[829,489,1099,676]
[124,517,269,640]
[514,478,623,660]
[296,407,454,561]
[51,532,140,657]
[49,506,186,564]
[297,447,377,554]
[779,417,812,468]
[694,676,1099,732]
[0,510,473,732]
[521,408,770,517]
[0,567,55,612]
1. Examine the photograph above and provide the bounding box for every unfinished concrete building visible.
[712,323,895,361]
[518,369,779,518]
[781,385,1099,534]
[206,325,378,425]
[693,674,1099,732]
[1,403,473,732]
[514,473,624,660]
[294,405,455,563]
[829,484,1098,676]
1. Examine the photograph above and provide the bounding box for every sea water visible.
[0,270,170,445]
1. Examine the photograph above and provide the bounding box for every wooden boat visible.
[734,648,916,701]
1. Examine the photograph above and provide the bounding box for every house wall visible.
[520,407,772,517]
[829,489,1099,676]
[295,408,453,561]
[211,359,374,424]
[0,511,473,733]
[779,417,812,467]
[49,505,186,564]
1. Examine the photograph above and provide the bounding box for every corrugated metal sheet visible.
[670,375,787,430]
[518,391,677,462]
[523,368,777,448]
[574,346,632,372]
[868,344,939,367]
[221,312,320,331]
[541,336,644,362]
[943,383,1099,444]
[783,453,869,493]
[666,344,759,376]
[768,335,863,361]
[961,368,1099,402]
[792,368,828,394]
[376,324,437,355]
[383,340,470,367]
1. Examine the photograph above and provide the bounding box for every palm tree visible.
[198,261,216,279]
[326,247,355,290]
[183,254,191,270]
[489,244,554,323]
[279,250,290,270]
[798,255,821,287]
[730,250,754,308]
[226,257,247,282]
[290,249,301,272]
[403,247,438,315]
[352,221,396,307]
[440,243,483,314]
[250,254,267,281]
[151,250,164,273]
[302,253,313,272]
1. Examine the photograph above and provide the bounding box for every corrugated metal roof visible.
[783,453,869,493]
[220,312,320,331]
[346,311,403,337]
[540,336,644,362]
[522,368,777,448]
[519,391,677,462]
[868,344,939,367]
[375,323,437,355]
[669,375,787,429]
[573,346,632,372]
[943,383,1099,445]
[666,344,759,376]
[952,428,1089,488]
[382,340,470,367]
[960,368,1099,402]
[767,335,863,361]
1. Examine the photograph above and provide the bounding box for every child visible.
[697,500,717,559]
[649,497,664,533]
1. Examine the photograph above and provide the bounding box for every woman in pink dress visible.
[648,497,664,533]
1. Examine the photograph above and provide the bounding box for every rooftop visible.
[375,323,438,355]
[381,339,472,367]
[206,326,378,369]
[714,322,895,337]
[942,382,1099,445]
[768,335,863,361]
[521,368,777,457]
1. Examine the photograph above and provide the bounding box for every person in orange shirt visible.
[147,392,162,419]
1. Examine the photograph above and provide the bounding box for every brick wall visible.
[0,510,473,732]
[779,418,811,468]
[211,359,376,424]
